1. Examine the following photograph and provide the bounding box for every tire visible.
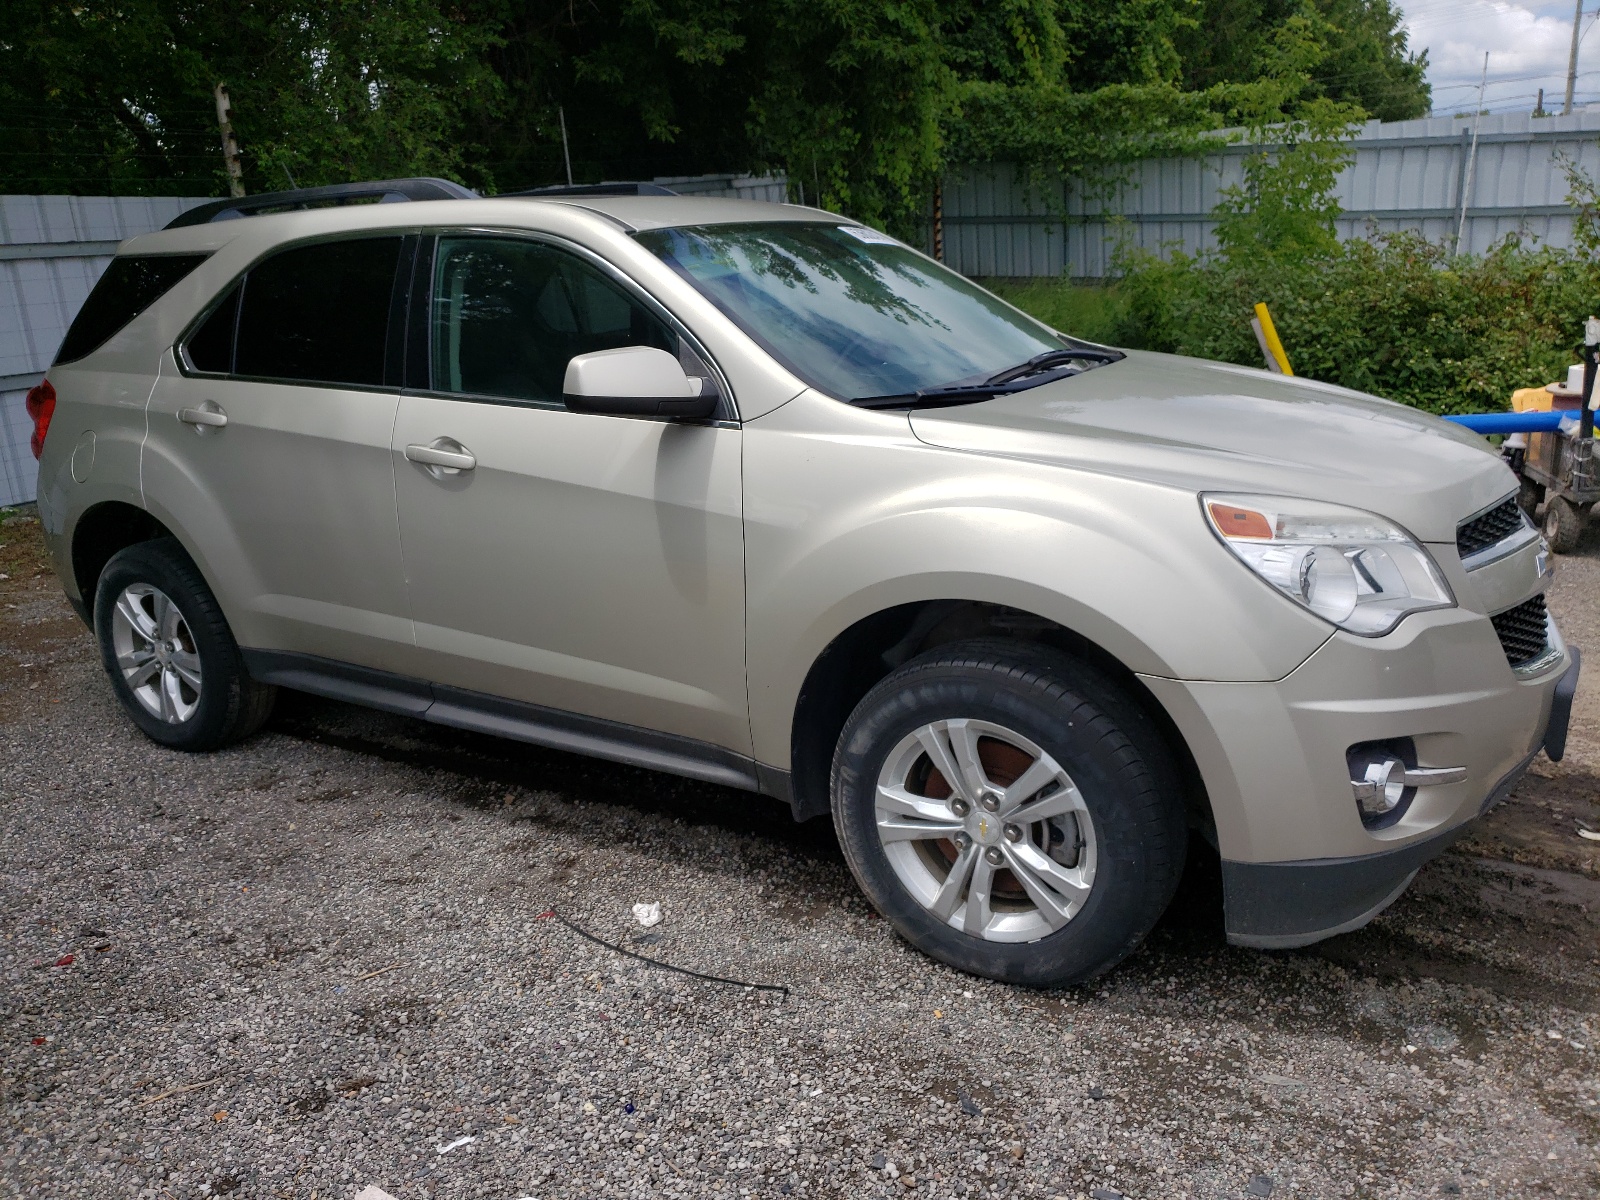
[93,538,276,751]
[1543,495,1583,554]
[1517,476,1542,519]
[831,639,1186,986]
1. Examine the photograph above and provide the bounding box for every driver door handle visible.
[177,404,228,428]
[405,441,476,472]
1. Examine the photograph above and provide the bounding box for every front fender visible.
[743,390,1332,768]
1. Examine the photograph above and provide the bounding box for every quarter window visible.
[231,237,403,387]
[56,253,208,365]
[185,285,239,374]
[429,237,676,404]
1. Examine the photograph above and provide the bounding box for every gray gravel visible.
[2,511,1599,1200]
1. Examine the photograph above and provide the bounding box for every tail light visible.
[25,378,55,459]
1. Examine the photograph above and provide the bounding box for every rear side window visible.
[230,237,402,387]
[55,254,208,365]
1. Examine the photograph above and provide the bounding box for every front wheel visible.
[831,640,1186,986]
[94,538,275,751]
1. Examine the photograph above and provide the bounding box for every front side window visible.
[57,253,208,365]
[634,222,1068,402]
[429,236,676,404]
[230,236,402,387]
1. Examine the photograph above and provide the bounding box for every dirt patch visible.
[0,505,53,581]
[1457,770,1600,879]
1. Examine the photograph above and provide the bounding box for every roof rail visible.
[505,181,679,198]
[164,177,478,229]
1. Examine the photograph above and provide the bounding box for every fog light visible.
[1354,757,1407,816]
[1347,738,1469,830]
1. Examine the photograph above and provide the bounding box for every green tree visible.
[1177,0,1429,122]
[1210,8,1364,261]
[0,0,501,195]
[0,0,1428,239]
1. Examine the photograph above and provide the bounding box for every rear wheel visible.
[94,539,275,751]
[1544,495,1583,553]
[831,640,1186,986]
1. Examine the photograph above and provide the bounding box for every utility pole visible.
[559,106,574,187]
[1565,0,1584,115]
[1456,53,1489,254]
[1536,87,1546,117]
[213,83,245,198]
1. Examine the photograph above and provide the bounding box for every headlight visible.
[1202,493,1454,636]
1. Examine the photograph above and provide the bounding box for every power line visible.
[1431,68,1600,93]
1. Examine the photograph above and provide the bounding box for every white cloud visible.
[1398,1,1600,114]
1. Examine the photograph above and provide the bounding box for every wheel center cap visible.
[967,811,1003,846]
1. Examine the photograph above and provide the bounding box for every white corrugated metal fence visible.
[939,111,1600,279]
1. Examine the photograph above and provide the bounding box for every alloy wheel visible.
[110,583,202,724]
[874,718,1097,943]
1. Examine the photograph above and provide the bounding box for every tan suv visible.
[29,179,1580,985]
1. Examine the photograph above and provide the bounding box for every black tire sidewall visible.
[1544,496,1582,553]
[832,647,1184,987]
[94,540,245,751]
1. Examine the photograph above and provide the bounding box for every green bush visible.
[982,278,1129,346]
[1106,233,1600,416]
[992,119,1600,418]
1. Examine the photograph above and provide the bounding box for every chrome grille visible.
[1490,594,1550,668]
[1457,497,1524,560]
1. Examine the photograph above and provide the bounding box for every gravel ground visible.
[2,507,1598,1200]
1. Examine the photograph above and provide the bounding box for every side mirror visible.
[562,346,718,419]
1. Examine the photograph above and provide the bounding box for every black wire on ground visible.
[537,908,791,1001]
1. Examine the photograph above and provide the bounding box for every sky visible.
[1399,1,1600,115]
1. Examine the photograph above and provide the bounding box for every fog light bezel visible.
[1347,738,1418,830]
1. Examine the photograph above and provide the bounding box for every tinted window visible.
[234,237,402,386]
[430,237,675,404]
[185,285,239,374]
[56,254,208,365]
[635,222,1066,401]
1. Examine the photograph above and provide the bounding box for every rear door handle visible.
[405,440,476,473]
[177,403,228,428]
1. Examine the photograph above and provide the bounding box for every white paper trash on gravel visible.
[352,1188,400,1200]
[632,901,663,928]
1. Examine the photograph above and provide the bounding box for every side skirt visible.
[242,649,790,801]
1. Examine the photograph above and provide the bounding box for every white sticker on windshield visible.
[837,225,900,246]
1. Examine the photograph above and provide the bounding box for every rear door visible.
[142,235,417,671]
[389,233,748,751]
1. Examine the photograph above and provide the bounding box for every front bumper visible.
[1141,608,1578,949]
[1221,709,1565,949]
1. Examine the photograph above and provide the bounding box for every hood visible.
[908,349,1516,543]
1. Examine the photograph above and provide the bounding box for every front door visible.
[142,235,414,670]
[390,234,748,751]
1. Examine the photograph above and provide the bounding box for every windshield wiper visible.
[852,346,1125,410]
[984,347,1123,385]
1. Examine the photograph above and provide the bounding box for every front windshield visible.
[633,222,1067,401]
